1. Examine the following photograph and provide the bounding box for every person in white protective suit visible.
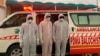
[53,14,69,56]
[39,13,52,56]
[19,14,39,56]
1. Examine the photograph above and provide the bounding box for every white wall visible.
[0,6,6,21]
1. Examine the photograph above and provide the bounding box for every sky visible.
[17,0,100,7]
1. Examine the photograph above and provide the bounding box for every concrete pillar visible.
[0,0,6,21]
[0,6,6,21]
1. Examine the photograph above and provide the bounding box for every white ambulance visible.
[0,10,100,56]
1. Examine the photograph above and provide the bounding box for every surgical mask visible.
[47,18,50,21]
[60,19,63,21]
[59,16,64,21]
[27,17,33,23]
[59,18,64,21]
[28,20,32,23]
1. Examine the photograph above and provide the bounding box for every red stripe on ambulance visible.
[0,35,18,40]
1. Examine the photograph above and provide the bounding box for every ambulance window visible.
[14,14,27,26]
[70,13,100,26]
[89,15,100,25]
[78,16,88,25]
[51,14,58,23]
[4,15,19,27]
[4,14,27,27]
[71,13,89,26]
[71,14,78,25]
[36,14,44,25]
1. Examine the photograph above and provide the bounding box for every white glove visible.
[36,38,39,44]
[40,38,43,44]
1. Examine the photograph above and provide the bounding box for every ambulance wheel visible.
[6,44,22,56]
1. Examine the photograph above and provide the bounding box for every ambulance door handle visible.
[72,27,74,32]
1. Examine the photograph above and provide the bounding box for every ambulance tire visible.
[6,44,22,56]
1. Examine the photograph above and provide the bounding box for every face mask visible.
[47,18,50,21]
[28,20,32,23]
[59,18,64,21]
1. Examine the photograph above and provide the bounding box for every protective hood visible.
[26,14,33,22]
[44,13,51,21]
[58,14,64,21]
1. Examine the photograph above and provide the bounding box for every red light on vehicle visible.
[23,6,32,11]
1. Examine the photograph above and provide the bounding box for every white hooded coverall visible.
[19,14,39,56]
[39,13,52,56]
[53,14,69,56]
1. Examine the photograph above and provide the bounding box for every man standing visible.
[19,14,39,56]
[39,13,52,56]
[53,14,69,56]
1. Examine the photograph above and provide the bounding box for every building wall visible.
[0,6,6,21]
[0,0,6,21]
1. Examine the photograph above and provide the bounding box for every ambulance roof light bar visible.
[23,6,33,11]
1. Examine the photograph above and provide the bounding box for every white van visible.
[0,10,100,56]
